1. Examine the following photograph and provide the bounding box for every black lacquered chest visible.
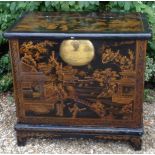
[4,12,152,150]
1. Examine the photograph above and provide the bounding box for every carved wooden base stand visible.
[15,123,143,151]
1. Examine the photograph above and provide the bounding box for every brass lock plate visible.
[60,40,95,66]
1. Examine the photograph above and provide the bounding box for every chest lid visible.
[4,12,152,39]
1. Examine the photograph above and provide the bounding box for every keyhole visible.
[72,40,79,51]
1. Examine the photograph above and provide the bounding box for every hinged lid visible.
[4,12,152,39]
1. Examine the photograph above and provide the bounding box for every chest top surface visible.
[4,12,151,39]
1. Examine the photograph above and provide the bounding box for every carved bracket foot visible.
[17,136,27,146]
[96,135,142,151]
[129,137,142,151]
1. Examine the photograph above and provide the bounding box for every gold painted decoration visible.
[101,48,134,71]
[19,40,136,120]
[12,12,144,33]
[60,40,95,66]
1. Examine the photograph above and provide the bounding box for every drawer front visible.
[9,39,146,128]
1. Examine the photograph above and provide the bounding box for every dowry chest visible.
[4,12,152,150]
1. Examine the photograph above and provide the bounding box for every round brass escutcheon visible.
[60,40,95,66]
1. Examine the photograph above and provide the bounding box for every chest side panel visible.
[10,38,145,128]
